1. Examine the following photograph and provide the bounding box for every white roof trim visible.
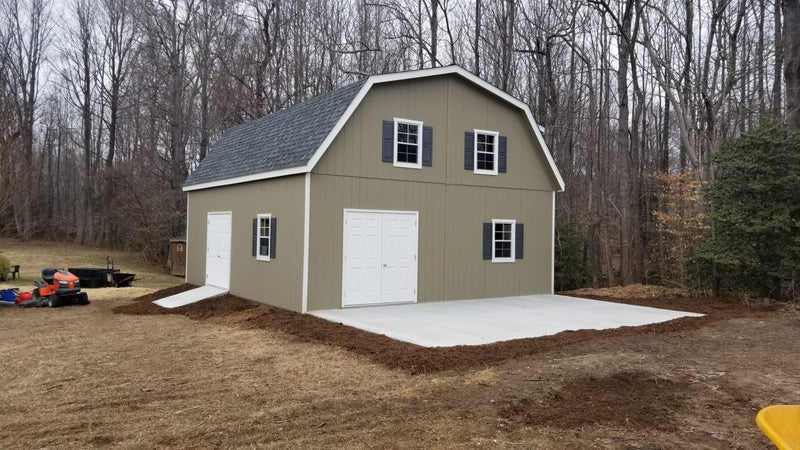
[183,165,308,191]
[184,65,564,192]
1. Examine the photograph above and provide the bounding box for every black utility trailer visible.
[69,258,135,288]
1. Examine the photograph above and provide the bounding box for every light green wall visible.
[306,176,553,311]
[306,74,556,311]
[186,175,305,311]
[312,75,559,191]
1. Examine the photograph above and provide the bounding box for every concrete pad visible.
[153,285,228,308]
[310,294,704,347]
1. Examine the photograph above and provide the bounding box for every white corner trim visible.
[551,191,556,294]
[301,173,311,313]
[184,194,190,284]
[184,65,564,193]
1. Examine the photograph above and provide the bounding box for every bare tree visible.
[0,0,52,238]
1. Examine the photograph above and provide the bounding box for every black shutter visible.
[465,131,474,170]
[483,222,492,260]
[515,223,524,259]
[499,136,507,173]
[422,126,433,166]
[382,120,394,163]
[269,217,277,258]
[252,218,258,257]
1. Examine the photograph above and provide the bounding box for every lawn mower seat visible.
[42,268,56,284]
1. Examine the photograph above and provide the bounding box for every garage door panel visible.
[343,210,418,307]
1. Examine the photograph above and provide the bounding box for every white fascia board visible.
[182,165,309,192]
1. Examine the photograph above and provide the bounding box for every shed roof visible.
[183,66,564,192]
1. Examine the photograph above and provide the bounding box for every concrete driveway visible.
[310,294,703,347]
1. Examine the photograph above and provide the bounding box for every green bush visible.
[554,214,588,291]
[695,121,800,299]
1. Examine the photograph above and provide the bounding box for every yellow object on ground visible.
[757,405,800,449]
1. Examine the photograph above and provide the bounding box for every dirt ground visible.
[1,241,799,448]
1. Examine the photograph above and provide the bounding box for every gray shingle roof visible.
[184,78,367,187]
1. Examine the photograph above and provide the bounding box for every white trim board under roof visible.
[183,65,565,192]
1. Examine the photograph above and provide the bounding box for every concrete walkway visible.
[153,285,228,308]
[311,294,703,347]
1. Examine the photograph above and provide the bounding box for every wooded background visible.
[1,0,798,293]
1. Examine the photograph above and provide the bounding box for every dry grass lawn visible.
[1,239,798,448]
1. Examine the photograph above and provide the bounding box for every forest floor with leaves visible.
[1,240,798,448]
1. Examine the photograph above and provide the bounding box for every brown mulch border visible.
[113,285,780,374]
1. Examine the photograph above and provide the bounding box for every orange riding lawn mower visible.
[28,268,90,307]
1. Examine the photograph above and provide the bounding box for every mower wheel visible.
[77,293,89,305]
[46,295,61,308]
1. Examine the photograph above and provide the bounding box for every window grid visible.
[396,122,419,164]
[494,222,512,259]
[394,119,422,168]
[258,216,270,259]
[476,133,495,171]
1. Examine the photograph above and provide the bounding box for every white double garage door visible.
[205,209,418,307]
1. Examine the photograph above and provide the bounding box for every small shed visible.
[168,237,186,277]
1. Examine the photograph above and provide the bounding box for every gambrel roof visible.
[183,65,564,192]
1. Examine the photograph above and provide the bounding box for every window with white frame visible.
[474,129,499,175]
[492,219,515,262]
[257,213,271,261]
[394,118,423,168]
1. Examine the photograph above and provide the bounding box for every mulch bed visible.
[113,285,780,374]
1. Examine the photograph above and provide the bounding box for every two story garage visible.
[182,65,565,313]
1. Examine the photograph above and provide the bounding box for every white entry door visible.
[342,210,418,307]
[205,212,232,289]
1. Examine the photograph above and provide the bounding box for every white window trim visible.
[492,219,516,263]
[256,213,271,261]
[393,117,423,169]
[474,129,500,175]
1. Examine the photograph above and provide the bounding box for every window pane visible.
[395,122,419,164]
[485,135,494,145]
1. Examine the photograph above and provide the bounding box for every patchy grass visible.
[0,239,792,448]
[0,238,180,296]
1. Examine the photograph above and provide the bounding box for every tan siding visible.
[313,75,557,191]
[186,175,305,311]
[307,175,552,311]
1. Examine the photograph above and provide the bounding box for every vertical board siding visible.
[305,74,556,311]
[308,175,553,311]
[187,175,305,311]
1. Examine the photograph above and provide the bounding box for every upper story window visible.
[465,130,505,175]
[394,118,423,169]
[474,129,499,175]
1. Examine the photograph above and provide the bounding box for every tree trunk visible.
[784,0,800,128]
